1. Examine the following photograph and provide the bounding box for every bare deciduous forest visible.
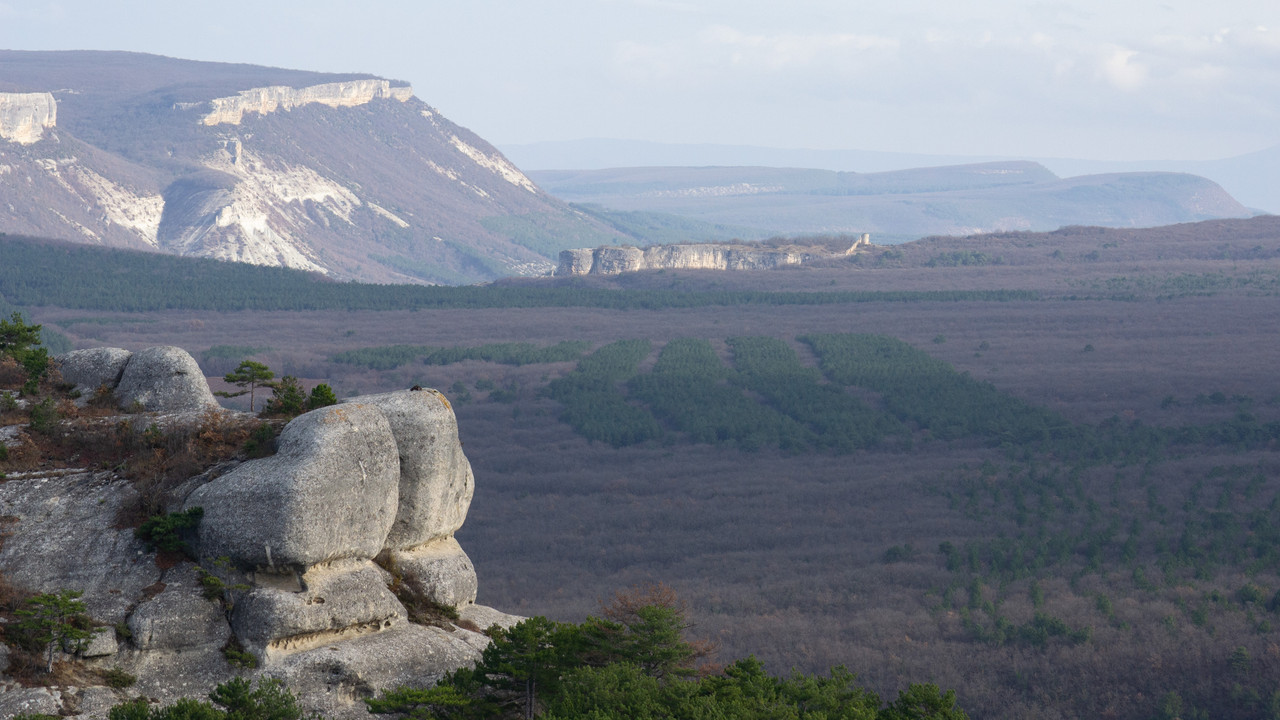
[19,216,1280,719]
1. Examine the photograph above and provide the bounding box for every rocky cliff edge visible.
[0,346,517,719]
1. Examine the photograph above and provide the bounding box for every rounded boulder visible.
[342,389,474,549]
[115,346,219,413]
[186,403,400,569]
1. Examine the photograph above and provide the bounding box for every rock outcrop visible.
[343,389,474,549]
[202,79,413,126]
[0,91,56,144]
[0,365,517,717]
[555,235,871,276]
[188,404,401,570]
[57,345,220,412]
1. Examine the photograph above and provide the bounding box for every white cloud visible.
[1099,47,1149,90]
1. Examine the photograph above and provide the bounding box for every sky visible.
[1,0,1278,162]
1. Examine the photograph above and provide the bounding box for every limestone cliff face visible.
[0,349,518,718]
[555,235,870,276]
[0,92,56,144]
[202,79,413,126]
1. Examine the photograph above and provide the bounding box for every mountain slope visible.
[0,50,626,283]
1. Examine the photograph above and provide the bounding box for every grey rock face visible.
[115,346,219,413]
[187,403,400,569]
[127,565,232,652]
[342,390,474,549]
[232,560,405,659]
[384,537,477,608]
[0,471,160,623]
[55,347,132,399]
[73,687,123,717]
[0,687,62,717]
[81,627,118,658]
[274,623,486,720]
[459,604,524,633]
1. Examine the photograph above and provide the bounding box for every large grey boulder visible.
[343,389,474,549]
[186,403,400,570]
[115,346,219,413]
[382,537,477,608]
[231,560,405,659]
[55,347,132,399]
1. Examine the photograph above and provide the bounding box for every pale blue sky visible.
[2,0,1277,161]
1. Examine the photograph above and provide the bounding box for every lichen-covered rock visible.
[127,565,231,651]
[383,537,477,608]
[55,347,132,399]
[186,404,400,569]
[114,346,218,413]
[232,560,405,659]
[342,389,474,549]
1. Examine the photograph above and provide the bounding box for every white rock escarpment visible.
[202,79,413,126]
[0,92,56,144]
[555,235,871,276]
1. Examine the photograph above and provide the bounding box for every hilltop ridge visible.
[0,50,626,283]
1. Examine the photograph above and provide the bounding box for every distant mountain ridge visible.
[530,162,1252,242]
[503,137,1279,216]
[0,50,625,283]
